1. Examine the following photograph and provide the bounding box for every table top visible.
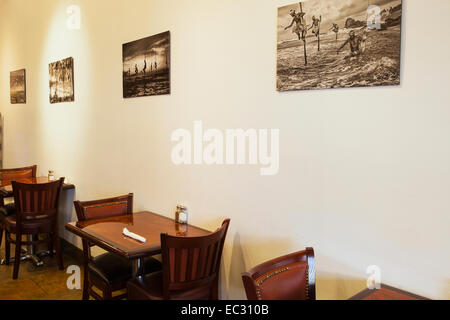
[65,211,211,260]
[349,284,429,300]
[0,176,75,196]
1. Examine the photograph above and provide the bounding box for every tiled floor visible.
[0,239,83,300]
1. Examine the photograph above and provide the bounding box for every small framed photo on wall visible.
[49,57,75,104]
[122,31,171,98]
[10,69,26,104]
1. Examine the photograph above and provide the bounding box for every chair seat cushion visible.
[88,253,162,285]
[127,272,211,300]
[4,215,54,234]
[0,203,16,217]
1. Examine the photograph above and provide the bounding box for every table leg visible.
[26,235,44,267]
[0,247,28,265]
[27,235,44,267]
[0,235,45,266]
[131,258,145,278]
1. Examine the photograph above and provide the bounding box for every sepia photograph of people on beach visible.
[10,69,26,104]
[277,0,402,92]
[49,57,74,104]
[123,31,170,98]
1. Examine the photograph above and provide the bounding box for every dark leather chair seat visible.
[127,272,211,300]
[0,203,16,217]
[4,215,55,234]
[88,253,162,285]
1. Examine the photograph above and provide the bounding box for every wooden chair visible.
[74,194,162,300]
[4,178,64,279]
[0,165,37,247]
[241,247,316,300]
[127,219,230,300]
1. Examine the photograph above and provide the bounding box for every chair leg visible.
[48,233,54,256]
[211,278,219,300]
[103,287,112,300]
[82,269,90,300]
[0,226,3,248]
[4,231,10,265]
[53,234,63,270]
[13,234,22,279]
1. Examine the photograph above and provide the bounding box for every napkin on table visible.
[123,228,146,243]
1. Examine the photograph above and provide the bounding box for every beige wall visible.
[1,0,449,299]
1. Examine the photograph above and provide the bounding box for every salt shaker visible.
[175,205,188,224]
[48,170,55,181]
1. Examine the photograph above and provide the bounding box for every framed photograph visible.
[10,69,26,104]
[49,57,74,104]
[123,31,171,98]
[277,0,402,91]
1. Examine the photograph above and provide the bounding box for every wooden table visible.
[0,176,76,266]
[349,284,430,300]
[65,211,211,277]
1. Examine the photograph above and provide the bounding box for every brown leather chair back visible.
[242,247,315,300]
[74,194,133,221]
[0,165,37,181]
[160,219,230,299]
[12,178,64,223]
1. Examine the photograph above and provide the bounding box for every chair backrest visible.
[73,194,133,221]
[12,178,64,223]
[242,247,316,300]
[160,219,230,298]
[0,165,37,181]
[74,194,134,263]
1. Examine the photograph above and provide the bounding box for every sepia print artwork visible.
[277,0,402,91]
[49,57,74,104]
[123,31,170,98]
[10,69,26,104]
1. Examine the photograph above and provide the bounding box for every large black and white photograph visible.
[10,69,26,104]
[49,57,74,104]
[277,0,402,91]
[123,31,170,98]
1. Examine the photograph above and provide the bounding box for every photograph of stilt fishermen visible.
[123,31,170,98]
[277,0,402,91]
[49,57,74,103]
[10,69,26,104]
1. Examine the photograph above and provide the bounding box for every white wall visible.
[1,0,449,300]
